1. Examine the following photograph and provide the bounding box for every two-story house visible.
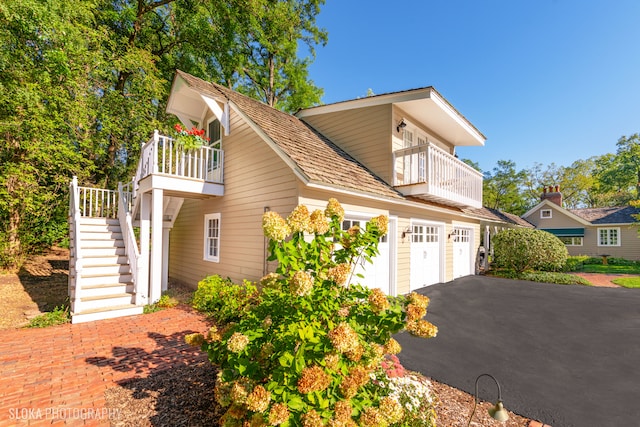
[68,70,492,323]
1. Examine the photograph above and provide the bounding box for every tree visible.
[593,134,640,205]
[233,0,328,112]
[522,160,597,209]
[482,160,528,215]
[0,0,99,268]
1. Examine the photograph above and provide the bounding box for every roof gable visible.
[296,86,485,147]
[172,71,403,200]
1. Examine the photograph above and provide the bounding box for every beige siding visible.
[299,105,393,183]
[299,188,481,295]
[168,111,298,288]
[523,204,640,260]
[569,225,640,260]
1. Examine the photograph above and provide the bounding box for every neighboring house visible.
[522,186,640,260]
[68,70,512,323]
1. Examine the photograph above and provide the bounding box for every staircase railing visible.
[118,182,146,306]
[69,176,83,314]
[77,186,119,218]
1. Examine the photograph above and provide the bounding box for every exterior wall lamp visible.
[401,226,413,239]
[466,373,509,426]
[396,118,407,133]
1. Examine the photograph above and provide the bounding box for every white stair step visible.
[81,247,126,257]
[71,304,143,324]
[81,239,125,249]
[81,265,131,276]
[79,224,122,233]
[81,255,128,265]
[78,273,133,286]
[72,283,134,298]
[78,293,135,311]
[79,217,120,226]
[80,231,124,240]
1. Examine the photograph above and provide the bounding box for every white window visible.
[540,209,552,219]
[598,228,620,247]
[204,213,221,262]
[207,119,222,149]
[559,236,583,246]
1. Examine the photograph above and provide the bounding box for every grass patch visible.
[144,293,179,314]
[576,264,640,274]
[612,277,640,288]
[490,269,592,286]
[566,256,640,274]
[26,305,70,328]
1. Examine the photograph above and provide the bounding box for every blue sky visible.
[307,0,640,173]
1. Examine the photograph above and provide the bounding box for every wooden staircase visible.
[69,217,143,323]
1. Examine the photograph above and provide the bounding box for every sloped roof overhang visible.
[296,87,485,147]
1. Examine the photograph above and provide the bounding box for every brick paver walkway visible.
[0,307,210,426]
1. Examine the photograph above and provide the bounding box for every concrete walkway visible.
[396,275,640,427]
[0,307,210,426]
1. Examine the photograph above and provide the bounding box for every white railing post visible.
[153,130,160,175]
[118,181,144,306]
[69,176,83,314]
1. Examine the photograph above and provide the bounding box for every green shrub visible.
[192,275,259,324]
[492,228,568,275]
[563,255,591,271]
[187,199,437,427]
[582,257,603,265]
[608,257,640,266]
[144,293,179,314]
[26,305,70,328]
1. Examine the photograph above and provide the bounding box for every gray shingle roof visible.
[570,206,640,224]
[176,70,404,200]
[466,207,535,227]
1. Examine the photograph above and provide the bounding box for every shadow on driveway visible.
[395,275,640,427]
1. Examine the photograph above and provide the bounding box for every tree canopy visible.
[0,0,327,269]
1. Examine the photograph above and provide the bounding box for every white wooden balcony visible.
[134,131,224,197]
[393,142,483,208]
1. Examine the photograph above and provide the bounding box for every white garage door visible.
[342,218,391,295]
[453,227,473,279]
[410,223,443,290]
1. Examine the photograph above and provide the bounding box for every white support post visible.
[138,192,151,305]
[162,228,170,292]
[149,188,163,303]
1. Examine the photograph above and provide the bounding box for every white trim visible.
[200,94,230,136]
[540,209,552,219]
[204,213,221,262]
[597,227,621,247]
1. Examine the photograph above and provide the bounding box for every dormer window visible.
[540,209,552,219]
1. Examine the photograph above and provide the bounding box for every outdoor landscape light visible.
[466,373,509,426]
[396,118,407,132]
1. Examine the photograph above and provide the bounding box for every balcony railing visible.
[135,130,224,186]
[393,142,483,208]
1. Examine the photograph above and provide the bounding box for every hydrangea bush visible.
[188,199,437,427]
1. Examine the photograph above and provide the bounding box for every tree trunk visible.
[4,176,22,270]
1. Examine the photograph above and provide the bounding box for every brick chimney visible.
[541,185,562,207]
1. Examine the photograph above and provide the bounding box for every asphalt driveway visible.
[395,275,640,427]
